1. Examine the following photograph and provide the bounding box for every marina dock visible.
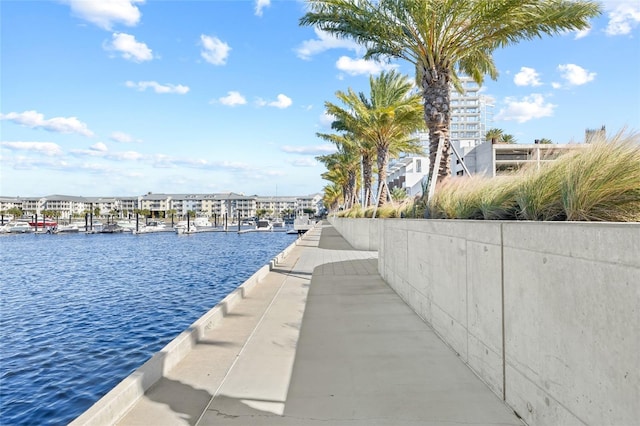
[72,221,521,426]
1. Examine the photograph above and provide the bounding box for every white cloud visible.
[219,91,247,106]
[91,142,108,152]
[604,2,640,36]
[110,131,141,143]
[0,110,94,137]
[495,94,556,123]
[295,28,364,60]
[255,0,270,16]
[574,28,591,39]
[268,94,292,109]
[288,157,318,167]
[514,67,542,87]
[200,35,231,65]
[256,94,292,108]
[557,64,596,86]
[125,81,190,94]
[105,33,153,62]
[63,0,143,30]
[281,144,336,155]
[335,56,397,76]
[1,141,64,156]
[108,150,144,161]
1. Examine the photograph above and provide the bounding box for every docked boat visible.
[28,219,58,229]
[239,219,272,234]
[193,217,212,228]
[271,219,287,231]
[255,219,273,231]
[174,220,198,235]
[3,222,34,233]
[99,223,124,234]
[133,221,171,234]
[55,224,80,233]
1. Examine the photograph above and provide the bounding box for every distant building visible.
[452,140,587,177]
[387,156,430,197]
[0,192,324,221]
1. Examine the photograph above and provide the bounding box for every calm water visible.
[0,230,297,425]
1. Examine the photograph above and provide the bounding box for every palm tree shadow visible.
[143,376,213,425]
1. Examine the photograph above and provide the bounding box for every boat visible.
[193,217,212,228]
[28,219,58,229]
[238,219,273,234]
[255,219,273,231]
[3,222,34,233]
[99,223,124,234]
[54,224,80,233]
[133,221,171,234]
[174,220,198,235]
[271,219,288,232]
[116,220,141,233]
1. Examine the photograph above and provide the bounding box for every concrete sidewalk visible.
[117,222,522,426]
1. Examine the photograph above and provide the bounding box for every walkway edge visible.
[69,236,303,426]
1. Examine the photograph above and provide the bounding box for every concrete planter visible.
[330,217,639,426]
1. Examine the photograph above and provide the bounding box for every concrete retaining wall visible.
[70,239,300,426]
[329,217,640,426]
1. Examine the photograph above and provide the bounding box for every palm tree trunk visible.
[362,153,373,207]
[421,64,452,180]
[347,169,358,207]
[376,145,389,207]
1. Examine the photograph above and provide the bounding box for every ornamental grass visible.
[559,131,640,221]
[333,131,639,222]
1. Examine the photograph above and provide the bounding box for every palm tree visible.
[322,183,343,211]
[320,107,377,207]
[317,144,361,208]
[486,128,504,144]
[300,0,601,181]
[502,134,517,144]
[321,70,424,206]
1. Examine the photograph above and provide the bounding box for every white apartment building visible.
[450,77,485,149]
[256,196,298,217]
[42,195,89,219]
[387,156,430,197]
[0,192,324,220]
[295,194,323,216]
[140,193,172,216]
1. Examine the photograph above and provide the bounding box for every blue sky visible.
[1,0,639,197]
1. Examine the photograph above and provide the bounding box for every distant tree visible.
[256,209,268,219]
[502,134,517,144]
[538,138,553,144]
[485,128,504,143]
[7,207,22,218]
[93,207,101,216]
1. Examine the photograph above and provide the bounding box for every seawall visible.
[330,217,639,426]
[70,238,300,426]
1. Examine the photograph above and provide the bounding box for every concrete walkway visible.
[117,222,522,426]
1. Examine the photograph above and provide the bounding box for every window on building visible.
[416,159,422,173]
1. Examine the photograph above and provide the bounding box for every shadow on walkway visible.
[317,222,355,251]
